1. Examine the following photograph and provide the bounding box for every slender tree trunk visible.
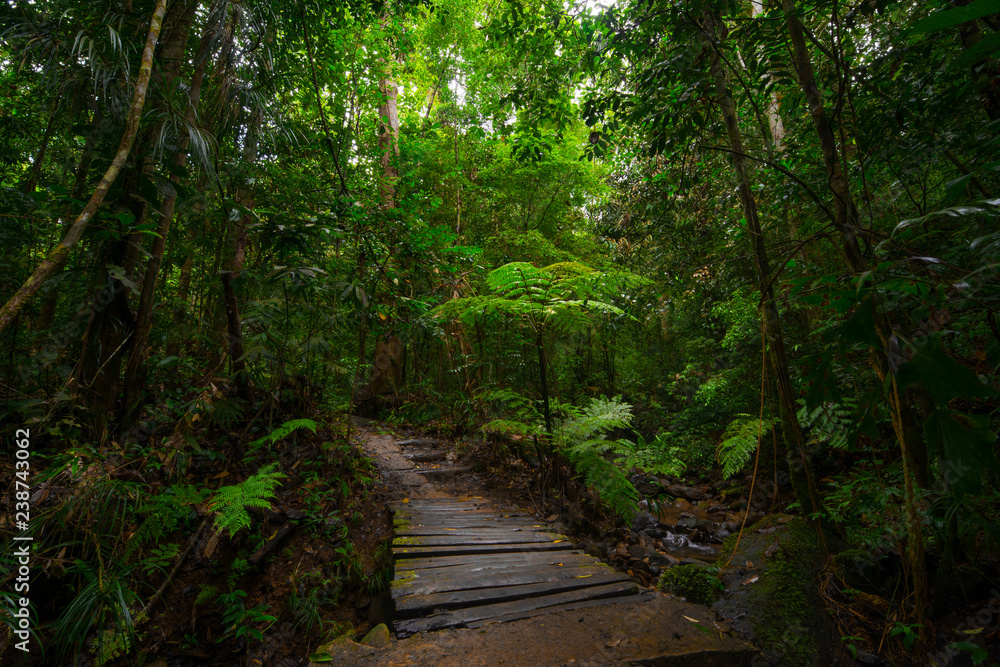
[20,111,57,195]
[783,0,927,620]
[122,0,205,416]
[703,10,824,520]
[377,17,400,210]
[222,108,260,402]
[537,331,552,435]
[0,0,168,334]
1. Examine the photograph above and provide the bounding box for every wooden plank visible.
[392,550,593,571]
[394,571,629,617]
[395,526,552,537]
[392,564,623,599]
[464,592,654,628]
[393,541,577,558]
[394,514,541,524]
[393,560,606,582]
[392,532,564,547]
[392,581,639,638]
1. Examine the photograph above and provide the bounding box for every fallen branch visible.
[249,521,294,566]
[146,514,212,616]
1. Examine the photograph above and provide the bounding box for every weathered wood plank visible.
[393,560,605,583]
[393,532,564,547]
[463,592,654,628]
[391,550,593,571]
[392,565,622,600]
[392,581,639,638]
[394,570,629,617]
[395,526,551,537]
[393,541,577,558]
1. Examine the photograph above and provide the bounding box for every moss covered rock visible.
[659,564,725,605]
[712,515,841,666]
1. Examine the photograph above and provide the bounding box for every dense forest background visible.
[1,0,999,663]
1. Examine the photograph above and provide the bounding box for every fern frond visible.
[482,419,543,437]
[797,399,856,449]
[248,418,318,452]
[209,464,286,538]
[717,414,775,480]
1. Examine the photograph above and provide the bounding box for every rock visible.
[643,527,667,540]
[553,522,571,536]
[713,515,843,666]
[583,542,604,559]
[308,636,375,665]
[667,484,707,501]
[360,623,391,649]
[355,594,371,610]
[631,510,659,532]
[629,543,652,560]
[636,477,662,495]
[676,513,697,530]
[546,514,558,522]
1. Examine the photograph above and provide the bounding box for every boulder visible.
[667,484,708,501]
[360,623,391,649]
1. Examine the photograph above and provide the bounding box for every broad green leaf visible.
[924,409,998,496]
[895,335,995,404]
[911,0,1000,35]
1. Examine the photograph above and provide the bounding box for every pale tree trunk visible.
[377,15,400,210]
[0,0,168,334]
[702,10,824,521]
[783,0,928,621]
[122,0,206,415]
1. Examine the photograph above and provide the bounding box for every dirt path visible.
[312,424,756,666]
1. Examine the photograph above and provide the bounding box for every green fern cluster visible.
[557,397,643,522]
[717,414,776,480]
[431,261,647,335]
[797,399,856,450]
[209,464,286,538]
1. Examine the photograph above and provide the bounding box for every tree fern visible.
[556,397,642,522]
[209,464,286,538]
[797,399,855,450]
[718,414,775,480]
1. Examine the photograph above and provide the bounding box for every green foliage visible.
[217,589,276,644]
[248,418,319,454]
[717,414,775,480]
[209,464,286,538]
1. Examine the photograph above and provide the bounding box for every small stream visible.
[652,498,729,562]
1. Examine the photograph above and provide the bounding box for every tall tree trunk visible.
[0,0,168,334]
[702,10,824,521]
[222,108,260,403]
[122,0,206,417]
[377,16,400,210]
[783,0,928,621]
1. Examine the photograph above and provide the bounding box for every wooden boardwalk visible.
[390,497,640,638]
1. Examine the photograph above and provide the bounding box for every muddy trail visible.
[310,422,756,666]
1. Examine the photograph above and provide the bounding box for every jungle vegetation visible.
[1,0,999,663]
